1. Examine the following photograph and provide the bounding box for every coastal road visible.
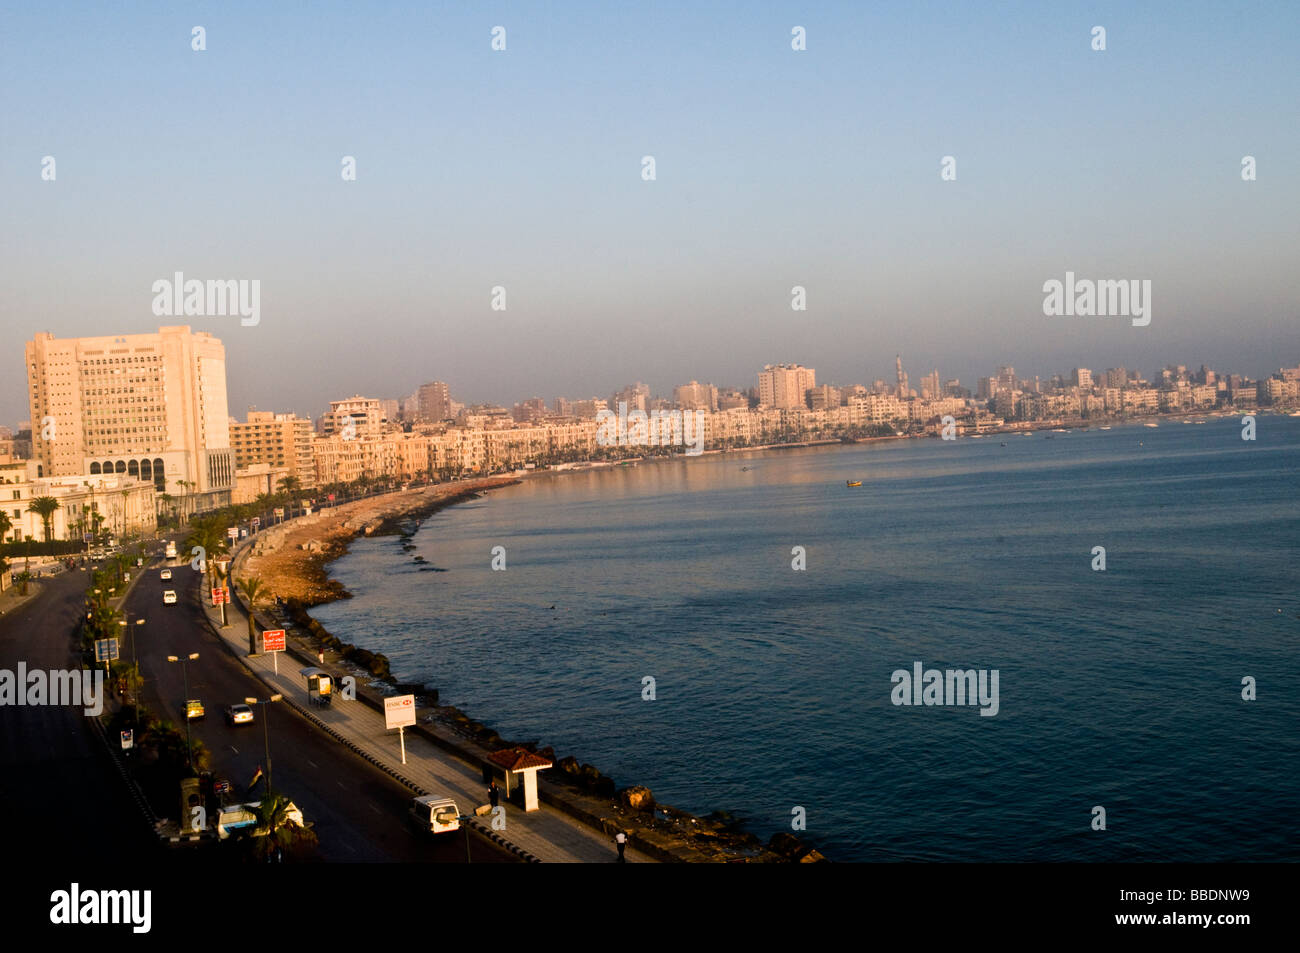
[0,567,146,860]
[127,559,512,863]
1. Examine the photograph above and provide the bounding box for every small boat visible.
[846,480,862,487]
[1000,442,1007,446]
[1144,423,1159,428]
[1099,426,1112,430]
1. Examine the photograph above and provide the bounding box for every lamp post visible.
[168,652,200,772]
[458,814,473,864]
[118,616,145,723]
[245,694,282,791]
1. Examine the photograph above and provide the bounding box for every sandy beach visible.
[234,477,521,605]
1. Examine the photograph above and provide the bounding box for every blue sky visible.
[2,0,1297,423]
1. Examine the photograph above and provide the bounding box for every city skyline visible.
[4,1,1297,425]
[4,327,1296,434]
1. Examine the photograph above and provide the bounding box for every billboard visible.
[383,694,416,730]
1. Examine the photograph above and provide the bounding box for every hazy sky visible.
[3,1,1297,425]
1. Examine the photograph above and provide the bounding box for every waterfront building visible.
[0,458,156,542]
[418,381,452,422]
[758,364,816,410]
[673,380,718,412]
[320,395,388,438]
[230,411,315,488]
[25,326,233,509]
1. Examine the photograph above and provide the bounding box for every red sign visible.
[328,494,335,501]
[211,587,229,605]
[262,629,286,652]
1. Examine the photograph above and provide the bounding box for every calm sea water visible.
[313,418,1300,861]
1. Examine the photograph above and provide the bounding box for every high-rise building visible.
[1073,368,1093,389]
[320,396,387,437]
[612,382,650,413]
[229,411,316,488]
[673,380,718,411]
[418,381,452,422]
[921,369,940,400]
[895,356,910,399]
[25,326,233,505]
[758,364,816,409]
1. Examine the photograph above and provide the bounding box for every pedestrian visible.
[488,779,499,809]
[615,830,627,863]
[317,649,324,665]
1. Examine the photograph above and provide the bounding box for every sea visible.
[311,416,1300,861]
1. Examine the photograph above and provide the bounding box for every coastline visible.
[238,414,1257,861]
[235,469,827,862]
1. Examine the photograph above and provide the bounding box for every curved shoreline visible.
[238,473,822,862]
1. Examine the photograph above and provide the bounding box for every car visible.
[407,795,461,835]
[216,800,305,840]
[160,568,172,580]
[163,589,177,605]
[224,703,254,726]
[185,699,205,721]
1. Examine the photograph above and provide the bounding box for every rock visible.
[557,756,581,778]
[594,777,616,798]
[768,832,805,859]
[798,849,827,863]
[619,785,656,813]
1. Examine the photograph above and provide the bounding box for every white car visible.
[160,568,172,580]
[163,590,177,605]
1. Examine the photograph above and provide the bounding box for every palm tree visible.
[249,790,315,862]
[238,575,267,654]
[119,488,131,537]
[27,496,60,543]
[0,508,12,546]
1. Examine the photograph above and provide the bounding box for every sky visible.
[2,0,1297,425]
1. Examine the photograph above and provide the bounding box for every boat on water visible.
[846,480,862,487]
[1144,423,1159,428]
[1099,426,1112,430]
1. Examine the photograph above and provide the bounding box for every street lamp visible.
[168,652,200,772]
[118,616,145,723]
[245,694,282,791]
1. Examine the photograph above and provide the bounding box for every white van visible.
[164,541,178,560]
[408,795,460,835]
[216,801,305,840]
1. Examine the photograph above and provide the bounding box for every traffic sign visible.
[211,587,229,605]
[251,516,260,528]
[94,638,120,663]
[227,527,238,540]
[262,629,286,652]
[120,729,133,750]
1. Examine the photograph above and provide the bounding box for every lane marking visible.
[306,759,318,769]
[369,802,381,815]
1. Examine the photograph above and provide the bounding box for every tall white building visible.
[25,326,234,507]
[758,364,816,410]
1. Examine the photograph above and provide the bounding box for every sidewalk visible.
[200,562,654,863]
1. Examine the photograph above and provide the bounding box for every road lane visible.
[128,556,509,863]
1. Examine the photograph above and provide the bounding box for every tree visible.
[27,496,60,543]
[249,790,316,862]
[238,575,267,654]
[0,508,12,544]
